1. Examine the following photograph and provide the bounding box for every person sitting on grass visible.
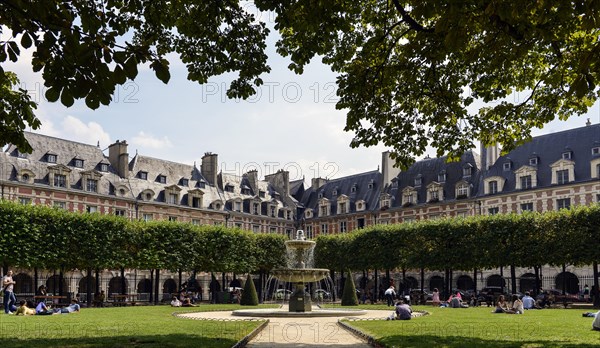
[181,296,196,307]
[54,299,80,314]
[506,294,524,314]
[15,300,35,315]
[170,296,181,307]
[395,299,412,320]
[494,295,509,313]
[35,301,53,315]
[591,311,600,330]
[93,290,106,307]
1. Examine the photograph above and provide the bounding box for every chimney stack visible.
[265,169,290,196]
[311,177,327,191]
[381,151,401,188]
[108,140,129,178]
[201,152,218,186]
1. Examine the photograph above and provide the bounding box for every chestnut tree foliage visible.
[0,0,269,151]
[2,1,600,166]
[255,0,600,166]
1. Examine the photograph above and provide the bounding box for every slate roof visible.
[218,172,289,212]
[385,151,481,207]
[127,154,222,206]
[298,170,382,214]
[3,132,123,194]
[480,123,600,194]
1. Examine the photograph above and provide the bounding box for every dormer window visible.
[225,184,234,193]
[351,184,357,193]
[259,190,265,198]
[22,174,29,182]
[99,163,109,172]
[17,151,27,159]
[181,178,189,186]
[73,159,84,168]
[391,178,398,188]
[197,179,206,188]
[562,151,572,160]
[503,162,511,171]
[157,175,167,184]
[529,157,538,166]
[414,175,422,187]
[241,185,251,195]
[138,171,148,180]
[438,172,446,183]
[332,188,338,196]
[47,154,57,163]
[456,182,470,198]
[463,164,472,177]
[368,179,375,189]
[317,192,323,199]
[593,147,600,156]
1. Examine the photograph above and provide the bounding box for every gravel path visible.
[178,308,393,347]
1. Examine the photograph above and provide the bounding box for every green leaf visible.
[123,57,138,79]
[60,88,75,107]
[45,87,61,102]
[21,32,32,49]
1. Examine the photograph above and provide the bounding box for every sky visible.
[2,7,599,184]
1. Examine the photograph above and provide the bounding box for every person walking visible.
[3,270,17,314]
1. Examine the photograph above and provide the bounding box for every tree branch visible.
[391,0,435,33]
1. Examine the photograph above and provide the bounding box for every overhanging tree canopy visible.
[1,1,599,165]
[256,0,600,166]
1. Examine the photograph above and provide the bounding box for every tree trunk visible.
[561,264,567,294]
[86,267,93,307]
[534,266,540,297]
[500,266,504,293]
[374,269,379,302]
[510,265,517,294]
[34,268,38,293]
[95,269,100,294]
[120,267,126,295]
[59,270,64,297]
[258,271,263,303]
[473,268,478,294]
[420,268,425,292]
[149,269,154,303]
[178,269,182,292]
[593,262,599,308]
[154,269,160,305]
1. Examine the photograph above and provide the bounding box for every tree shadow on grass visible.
[0,333,239,348]
[377,334,600,348]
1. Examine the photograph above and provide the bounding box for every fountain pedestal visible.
[289,284,311,312]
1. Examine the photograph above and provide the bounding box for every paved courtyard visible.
[178,308,393,347]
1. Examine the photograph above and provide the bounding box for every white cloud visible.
[61,116,111,146]
[34,114,111,147]
[131,131,173,149]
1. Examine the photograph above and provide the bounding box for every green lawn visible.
[0,304,272,348]
[339,305,600,347]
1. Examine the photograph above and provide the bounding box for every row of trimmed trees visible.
[315,204,600,303]
[1,200,599,305]
[0,200,286,305]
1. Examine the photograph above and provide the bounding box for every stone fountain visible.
[270,230,330,312]
[232,230,366,317]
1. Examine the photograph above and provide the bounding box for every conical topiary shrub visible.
[341,272,359,306]
[240,274,259,306]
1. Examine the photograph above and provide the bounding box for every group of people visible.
[3,270,80,316]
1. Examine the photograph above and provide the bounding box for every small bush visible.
[240,274,259,306]
[341,272,359,306]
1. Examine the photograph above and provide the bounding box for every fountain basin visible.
[270,268,330,283]
[232,306,367,317]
